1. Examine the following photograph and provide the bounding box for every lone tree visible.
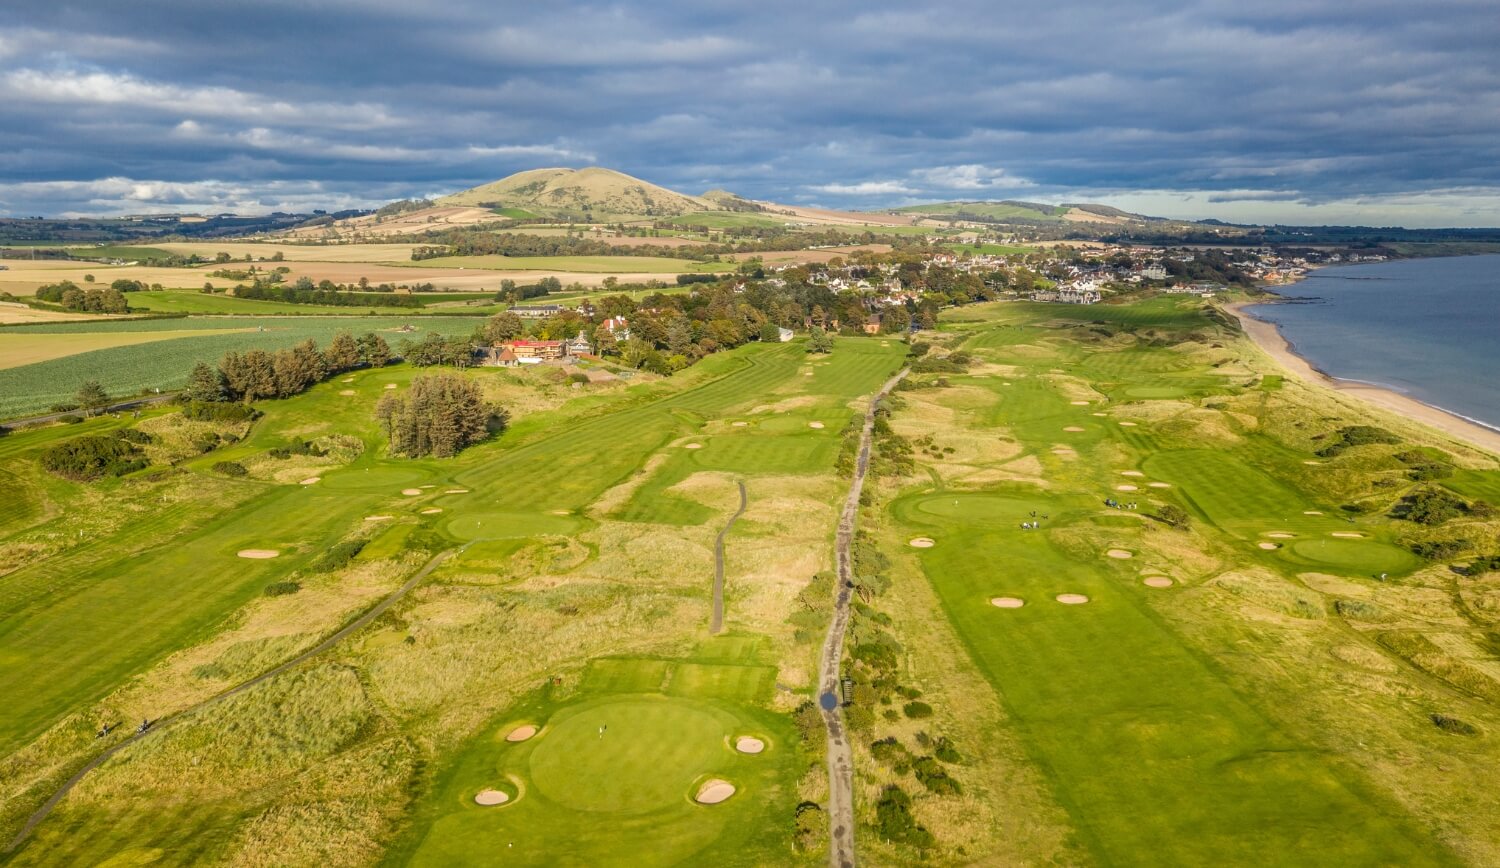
[375,373,504,458]
[807,326,834,354]
[185,362,229,402]
[75,380,111,416]
[482,311,524,343]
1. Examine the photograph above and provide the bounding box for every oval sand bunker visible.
[505,724,537,742]
[909,537,935,548]
[474,789,510,806]
[990,596,1025,608]
[808,421,825,429]
[300,477,321,485]
[1258,542,1280,550]
[732,421,748,427]
[735,736,765,754]
[1143,576,1173,588]
[1071,400,1090,406]
[1148,482,1172,488]
[339,389,356,396]
[1120,470,1144,477]
[384,383,398,390]
[1056,594,1090,605]
[1116,484,1138,492]
[237,549,280,559]
[695,779,736,804]
[1063,426,1086,432]
[1106,549,1133,559]
[1266,532,1295,539]
[420,508,442,514]
[684,443,703,449]
[401,488,422,496]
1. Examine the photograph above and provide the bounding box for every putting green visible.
[1287,538,1421,575]
[318,465,431,491]
[899,492,1059,526]
[1125,385,1188,399]
[529,699,728,813]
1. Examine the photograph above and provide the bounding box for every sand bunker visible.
[1116,484,1138,492]
[735,736,765,754]
[1258,542,1280,550]
[1120,471,1145,477]
[505,724,538,742]
[684,443,703,449]
[300,477,321,485]
[401,488,422,496]
[1303,460,1321,465]
[1331,532,1365,539]
[341,377,354,383]
[1093,412,1108,417]
[695,779,736,804]
[236,549,280,559]
[1266,532,1295,539]
[1056,593,1090,605]
[1304,510,1323,515]
[1148,482,1171,488]
[1106,549,1133,559]
[732,421,748,427]
[990,596,1025,608]
[808,421,825,429]
[909,537,935,548]
[1118,421,1138,427]
[446,489,469,494]
[364,515,393,522]
[420,507,442,514]
[1063,426,1086,432]
[384,383,398,390]
[1003,382,1013,387]
[339,389,356,396]
[474,789,510,806]
[1143,576,1174,588]
[1071,400,1090,406]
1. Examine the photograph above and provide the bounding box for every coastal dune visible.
[1225,302,1500,457]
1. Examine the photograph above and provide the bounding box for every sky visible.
[1,0,1497,227]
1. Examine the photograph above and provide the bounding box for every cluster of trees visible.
[375,373,503,458]
[400,332,479,367]
[187,332,391,403]
[234,278,426,308]
[34,281,131,313]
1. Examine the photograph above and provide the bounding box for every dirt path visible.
[710,480,748,634]
[819,368,907,868]
[5,547,459,854]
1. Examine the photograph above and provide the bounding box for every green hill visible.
[436,167,714,219]
[892,200,1153,225]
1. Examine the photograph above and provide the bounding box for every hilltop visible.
[435,166,715,219]
[889,200,1159,226]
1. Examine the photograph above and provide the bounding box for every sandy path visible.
[710,480,748,635]
[1225,301,1500,457]
[820,367,907,868]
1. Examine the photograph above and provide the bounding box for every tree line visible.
[186,332,393,403]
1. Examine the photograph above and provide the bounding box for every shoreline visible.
[1224,299,1500,457]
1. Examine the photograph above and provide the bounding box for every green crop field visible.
[0,316,482,419]
[665,211,790,230]
[126,290,424,316]
[942,242,1032,256]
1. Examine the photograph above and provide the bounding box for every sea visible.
[1246,254,1500,432]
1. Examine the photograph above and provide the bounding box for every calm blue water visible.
[1247,254,1500,431]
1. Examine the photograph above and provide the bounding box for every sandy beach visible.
[1225,301,1500,457]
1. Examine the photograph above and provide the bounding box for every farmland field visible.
[399,254,736,274]
[0,316,482,418]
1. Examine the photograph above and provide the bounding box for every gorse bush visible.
[39,433,148,480]
[211,461,248,477]
[311,539,367,572]
[1316,425,1400,458]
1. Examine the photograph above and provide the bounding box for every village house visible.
[510,304,567,319]
[567,330,591,357]
[777,327,795,342]
[599,316,630,340]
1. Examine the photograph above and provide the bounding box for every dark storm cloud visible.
[0,0,1496,224]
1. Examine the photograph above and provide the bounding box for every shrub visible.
[39,434,148,480]
[1408,538,1471,560]
[911,756,963,795]
[933,736,963,764]
[1157,504,1190,528]
[902,701,934,719]
[873,786,935,848]
[263,581,301,597]
[793,802,825,852]
[1430,713,1479,736]
[1316,425,1400,458]
[58,414,84,425]
[49,402,79,413]
[871,736,911,767]
[312,538,367,572]
[181,401,260,423]
[211,461,248,477]
[1392,488,1469,525]
[115,428,153,444]
[1465,554,1500,575]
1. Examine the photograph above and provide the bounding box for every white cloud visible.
[808,180,917,195]
[912,164,1034,190]
[1,68,394,129]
